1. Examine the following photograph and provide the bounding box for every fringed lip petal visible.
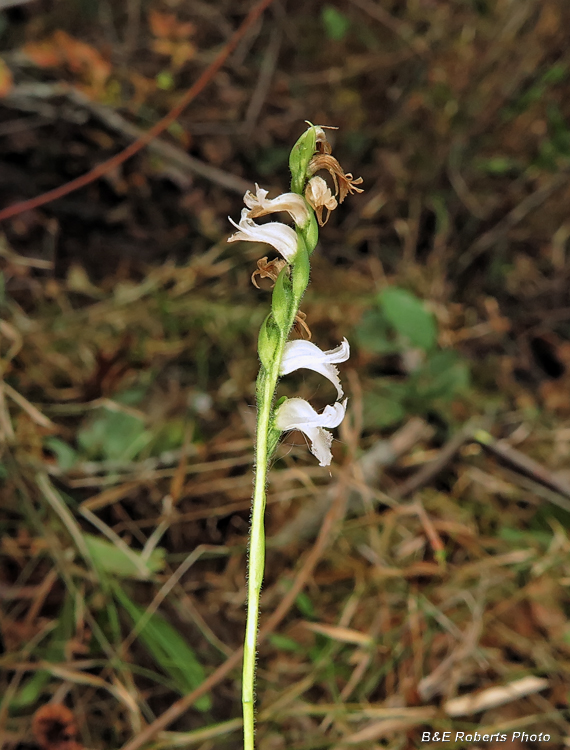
[227,208,299,261]
[244,184,310,227]
[280,338,350,399]
[274,397,347,467]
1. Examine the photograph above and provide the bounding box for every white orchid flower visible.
[244,184,310,227]
[274,397,347,467]
[227,208,299,262]
[280,338,350,399]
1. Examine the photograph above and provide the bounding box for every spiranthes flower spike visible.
[230,123,362,750]
[274,397,348,467]
[280,338,350,399]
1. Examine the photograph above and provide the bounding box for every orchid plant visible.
[228,123,362,750]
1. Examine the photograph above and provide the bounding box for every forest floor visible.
[1,1,570,749]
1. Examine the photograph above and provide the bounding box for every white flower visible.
[274,397,347,467]
[280,338,350,399]
[227,208,299,262]
[244,184,310,227]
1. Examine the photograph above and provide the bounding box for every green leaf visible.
[84,534,165,579]
[268,634,305,653]
[77,407,149,461]
[295,590,316,619]
[114,585,211,709]
[379,288,437,351]
[362,391,406,429]
[44,436,77,471]
[411,350,470,401]
[11,671,52,708]
[354,309,397,354]
[322,5,350,40]
[156,70,174,90]
[474,156,521,175]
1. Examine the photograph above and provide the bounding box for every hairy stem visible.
[242,340,285,750]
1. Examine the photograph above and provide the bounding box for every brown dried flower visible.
[308,154,364,204]
[293,310,312,339]
[251,256,287,289]
[314,126,333,154]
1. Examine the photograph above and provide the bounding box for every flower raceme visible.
[274,397,348,467]
[280,338,350,400]
[232,125,362,750]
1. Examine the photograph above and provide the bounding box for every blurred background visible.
[1,0,570,748]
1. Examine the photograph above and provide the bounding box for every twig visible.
[0,0,276,222]
[456,170,570,273]
[393,419,483,499]
[474,428,570,501]
[3,82,253,195]
[243,24,282,133]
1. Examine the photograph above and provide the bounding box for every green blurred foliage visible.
[355,288,470,428]
[321,5,350,41]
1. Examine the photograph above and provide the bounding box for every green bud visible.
[289,125,317,195]
[257,313,280,370]
[292,237,310,301]
[271,267,293,332]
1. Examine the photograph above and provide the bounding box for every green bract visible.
[257,314,280,370]
[289,125,317,194]
[271,267,293,332]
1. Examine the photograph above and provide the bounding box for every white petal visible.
[280,338,350,399]
[274,397,347,466]
[244,184,310,227]
[227,208,298,261]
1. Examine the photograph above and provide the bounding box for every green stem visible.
[242,339,286,750]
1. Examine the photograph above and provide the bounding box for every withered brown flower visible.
[307,154,364,204]
[293,310,312,339]
[251,256,287,289]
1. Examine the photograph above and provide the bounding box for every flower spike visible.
[244,184,310,227]
[280,338,350,399]
[228,208,299,262]
[228,123,362,750]
[274,397,347,467]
